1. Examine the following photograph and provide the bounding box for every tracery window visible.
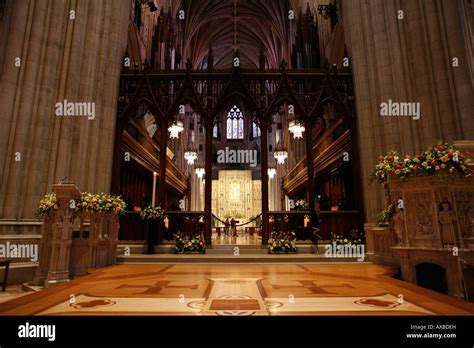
[226,105,244,139]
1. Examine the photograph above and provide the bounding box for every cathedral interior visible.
[0,0,473,344]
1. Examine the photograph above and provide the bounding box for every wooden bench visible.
[0,260,11,292]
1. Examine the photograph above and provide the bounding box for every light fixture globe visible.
[288,120,305,139]
[184,148,198,165]
[168,120,184,139]
[274,149,288,164]
[195,168,205,179]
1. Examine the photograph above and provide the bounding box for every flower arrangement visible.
[36,192,126,219]
[371,142,471,226]
[171,233,205,254]
[293,199,308,211]
[78,192,126,215]
[370,142,472,184]
[140,205,164,220]
[35,193,59,217]
[268,231,297,254]
[376,204,395,226]
[331,229,363,246]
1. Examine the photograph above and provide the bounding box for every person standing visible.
[224,218,230,237]
[230,218,236,237]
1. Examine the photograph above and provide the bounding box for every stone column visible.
[0,0,130,229]
[204,114,213,245]
[342,0,474,223]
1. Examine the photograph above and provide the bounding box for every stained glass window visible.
[252,122,261,138]
[226,105,244,139]
[226,118,232,138]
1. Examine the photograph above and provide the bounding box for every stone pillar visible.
[342,0,474,223]
[204,115,213,245]
[260,116,269,245]
[0,0,130,227]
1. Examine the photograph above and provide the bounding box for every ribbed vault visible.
[179,0,303,69]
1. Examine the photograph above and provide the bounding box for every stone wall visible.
[0,0,130,283]
[342,0,474,223]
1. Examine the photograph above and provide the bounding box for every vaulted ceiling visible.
[152,0,315,69]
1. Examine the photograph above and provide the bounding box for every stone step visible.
[21,281,43,292]
[117,243,319,255]
[116,253,365,264]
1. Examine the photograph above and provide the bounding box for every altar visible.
[212,170,261,222]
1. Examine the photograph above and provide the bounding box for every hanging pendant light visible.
[184,130,198,165]
[288,120,305,139]
[274,146,288,165]
[195,167,205,179]
[267,167,276,179]
[169,106,185,139]
[184,147,198,165]
[168,120,184,139]
[288,105,304,139]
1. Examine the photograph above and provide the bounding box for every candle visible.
[152,172,158,207]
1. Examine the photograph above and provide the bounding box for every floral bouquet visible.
[370,142,471,184]
[140,205,164,220]
[171,233,205,254]
[78,192,126,215]
[331,229,363,246]
[268,230,297,254]
[293,199,309,211]
[35,193,59,218]
[376,204,395,226]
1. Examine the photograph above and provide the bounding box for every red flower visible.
[437,145,443,151]
[396,164,402,169]
[448,151,453,158]
[431,161,437,166]
[387,156,393,161]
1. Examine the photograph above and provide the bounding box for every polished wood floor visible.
[1,263,473,316]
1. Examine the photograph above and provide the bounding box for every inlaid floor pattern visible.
[1,264,473,316]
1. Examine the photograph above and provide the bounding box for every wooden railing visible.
[166,211,205,239]
[268,211,312,241]
[119,211,205,244]
[119,211,148,243]
[319,210,360,240]
[70,211,119,278]
[118,209,360,246]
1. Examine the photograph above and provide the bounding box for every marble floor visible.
[211,231,262,245]
[0,263,473,316]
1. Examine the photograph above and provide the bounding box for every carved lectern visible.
[33,183,80,287]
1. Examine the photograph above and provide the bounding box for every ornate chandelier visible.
[195,167,205,179]
[267,167,276,179]
[168,120,184,139]
[288,120,305,139]
[274,147,288,165]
